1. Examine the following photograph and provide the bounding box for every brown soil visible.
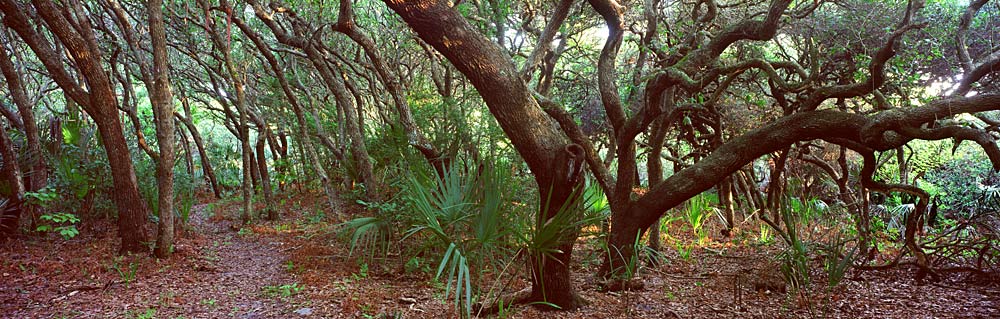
[2,190,997,318]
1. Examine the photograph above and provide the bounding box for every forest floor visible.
[2,189,999,318]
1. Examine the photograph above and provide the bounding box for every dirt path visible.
[5,196,999,318]
[1,203,316,318]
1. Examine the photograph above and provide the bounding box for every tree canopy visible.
[0,0,998,316]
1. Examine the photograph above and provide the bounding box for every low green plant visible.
[125,308,156,319]
[26,187,81,239]
[262,283,303,298]
[822,241,856,288]
[788,197,829,226]
[675,242,693,260]
[496,297,514,318]
[24,187,59,206]
[340,214,392,262]
[175,172,196,224]
[35,212,80,239]
[404,257,424,273]
[110,257,139,288]
[306,209,326,224]
[435,242,472,315]
[199,298,217,306]
[402,159,530,317]
[776,203,810,292]
[757,224,775,245]
[354,262,370,280]
[683,193,718,243]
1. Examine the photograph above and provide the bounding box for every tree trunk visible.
[307,48,375,198]
[0,121,25,238]
[177,118,195,177]
[97,106,151,254]
[645,114,670,252]
[176,99,222,199]
[719,177,735,237]
[256,134,276,220]
[248,1,375,198]
[0,35,45,231]
[896,147,908,184]
[248,144,260,192]
[149,0,176,258]
[275,131,288,191]
[528,145,587,310]
[767,148,790,222]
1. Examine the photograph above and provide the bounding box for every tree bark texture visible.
[149,0,176,258]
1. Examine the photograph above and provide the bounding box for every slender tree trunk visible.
[645,115,669,251]
[767,148,790,222]
[149,0,176,258]
[275,131,288,191]
[309,51,375,198]
[719,177,735,236]
[176,105,221,199]
[248,144,260,192]
[245,1,374,198]
[256,134,276,220]
[0,37,45,230]
[177,118,195,177]
[896,147,908,184]
[0,121,24,238]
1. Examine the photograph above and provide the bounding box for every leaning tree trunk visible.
[244,0,375,198]
[248,144,260,192]
[178,94,222,198]
[376,0,584,309]
[95,102,151,254]
[0,40,45,229]
[719,177,736,237]
[767,148,791,222]
[274,131,288,191]
[305,47,375,198]
[645,114,670,252]
[177,118,195,177]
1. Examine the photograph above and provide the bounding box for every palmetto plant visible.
[403,159,518,317]
[777,204,811,292]
[683,193,718,243]
[343,157,522,317]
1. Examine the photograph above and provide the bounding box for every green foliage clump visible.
[34,212,80,240]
